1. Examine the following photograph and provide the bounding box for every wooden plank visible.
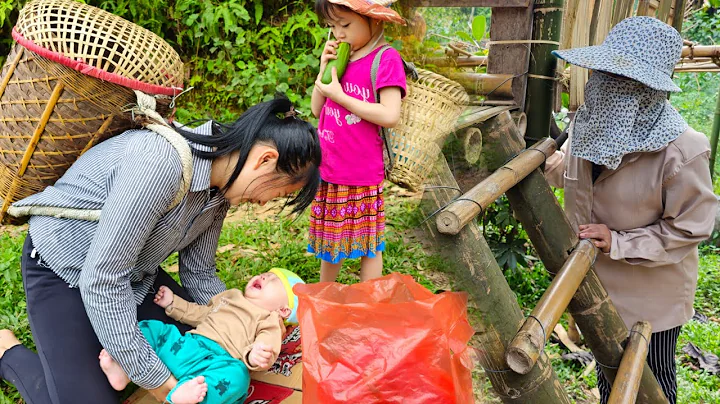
[409,0,531,7]
[487,7,534,109]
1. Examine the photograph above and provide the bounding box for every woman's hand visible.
[248,343,274,370]
[579,223,612,253]
[148,375,178,401]
[153,286,174,309]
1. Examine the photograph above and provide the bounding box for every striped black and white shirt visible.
[13,122,230,389]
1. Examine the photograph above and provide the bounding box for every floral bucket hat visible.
[328,0,406,25]
[553,16,682,92]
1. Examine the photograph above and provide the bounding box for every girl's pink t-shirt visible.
[318,46,407,186]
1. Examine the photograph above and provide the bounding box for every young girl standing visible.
[309,0,407,282]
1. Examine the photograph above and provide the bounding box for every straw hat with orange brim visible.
[327,0,406,25]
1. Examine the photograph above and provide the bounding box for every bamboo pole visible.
[608,321,653,404]
[657,0,673,22]
[506,240,597,374]
[648,0,660,16]
[525,0,564,142]
[675,66,720,73]
[435,136,557,235]
[613,0,635,25]
[569,0,591,110]
[681,45,720,58]
[425,56,487,68]
[503,174,668,403]
[671,0,687,32]
[421,154,571,403]
[637,0,651,16]
[560,0,580,51]
[476,120,667,402]
[710,85,720,180]
[456,106,514,131]
[590,0,613,46]
[511,111,528,137]
[443,72,515,98]
[463,127,483,165]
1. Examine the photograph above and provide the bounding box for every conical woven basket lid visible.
[12,0,184,96]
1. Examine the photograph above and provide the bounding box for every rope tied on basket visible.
[124,90,193,211]
[7,91,193,221]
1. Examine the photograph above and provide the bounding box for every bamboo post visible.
[710,85,720,180]
[671,0,687,32]
[608,321,653,404]
[435,136,557,235]
[560,0,580,51]
[569,0,591,110]
[511,111,528,137]
[524,0,564,142]
[463,127,483,165]
[590,0,613,46]
[421,154,571,404]
[425,56,487,68]
[637,0,651,16]
[681,45,720,58]
[487,7,534,109]
[506,240,597,374]
[613,0,635,25]
[456,106,514,131]
[658,0,673,22]
[443,72,516,98]
[502,172,668,403]
[480,116,667,402]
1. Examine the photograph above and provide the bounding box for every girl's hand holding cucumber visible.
[315,40,351,102]
[318,40,340,80]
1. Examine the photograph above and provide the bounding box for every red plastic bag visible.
[293,273,474,403]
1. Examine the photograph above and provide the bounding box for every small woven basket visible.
[0,0,185,222]
[386,68,469,191]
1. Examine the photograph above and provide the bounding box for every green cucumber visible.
[321,42,351,84]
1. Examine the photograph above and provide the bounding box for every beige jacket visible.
[545,128,716,332]
[166,289,284,371]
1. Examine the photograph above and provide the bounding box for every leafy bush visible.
[0,0,326,121]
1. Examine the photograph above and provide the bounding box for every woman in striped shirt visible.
[0,97,321,404]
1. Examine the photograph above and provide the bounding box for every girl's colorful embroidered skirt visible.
[308,181,385,264]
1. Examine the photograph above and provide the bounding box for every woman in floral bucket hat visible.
[545,16,716,404]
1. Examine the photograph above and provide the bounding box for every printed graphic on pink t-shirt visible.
[318,46,407,186]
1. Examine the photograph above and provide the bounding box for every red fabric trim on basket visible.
[12,28,183,96]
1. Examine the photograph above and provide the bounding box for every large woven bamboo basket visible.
[386,68,469,191]
[0,0,185,223]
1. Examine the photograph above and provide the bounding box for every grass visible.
[0,182,719,403]
[0,186,446,403]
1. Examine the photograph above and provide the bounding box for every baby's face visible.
[244,272,289,313]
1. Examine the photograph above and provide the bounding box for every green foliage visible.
[0,0,326,120]
[481,196,537,272]
[418,7,491,43]
[676,319,720,403]
[684,6,720,44]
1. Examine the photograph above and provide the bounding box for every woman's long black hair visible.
[177,96,321,214]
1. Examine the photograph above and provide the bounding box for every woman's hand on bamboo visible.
[578,223,612,253]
